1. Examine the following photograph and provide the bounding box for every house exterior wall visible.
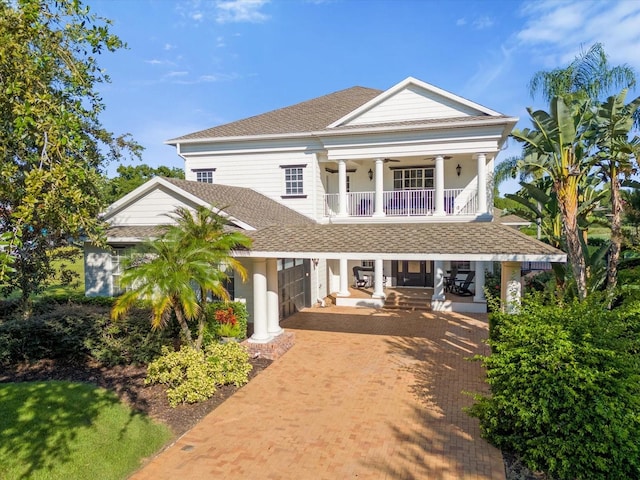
[233,258,254,324]
[345,85,478,125]
[109,185,199,226]
[84,244,113,297]
[184,148,319,220]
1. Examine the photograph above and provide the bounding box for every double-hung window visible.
[393,168,434,190]
[194,169,215,183]
[281,165,306,197]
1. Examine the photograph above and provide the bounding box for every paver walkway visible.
[130,307,505,480]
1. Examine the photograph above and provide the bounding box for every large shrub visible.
[0,298,174,366]
[468,295,640,479]
[146,342,252,407]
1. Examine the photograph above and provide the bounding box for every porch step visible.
[383,293,430,311]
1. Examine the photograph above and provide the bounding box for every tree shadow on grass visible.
[369,312,503,479]
[0,380,120,479]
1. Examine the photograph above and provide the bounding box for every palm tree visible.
[529,42,636,104]
[591,91,640,291]
[511,96,594,300]
[111,206,252,350]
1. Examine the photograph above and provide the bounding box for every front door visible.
[393,260,433,287]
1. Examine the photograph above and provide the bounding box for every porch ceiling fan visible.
[383,158,401,163]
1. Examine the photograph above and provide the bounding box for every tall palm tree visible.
[112,206,252,350]
[591,91,640,291]
[511,96,594,300]
[529,42,637,104]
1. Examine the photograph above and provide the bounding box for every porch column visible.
[372,258,385,298]
[434,155,445,216]
[373,158,386,217]
[338,257,350,297]
[500,261,522,314]
[473,261,486,303]
[266,258,283,336]
[476,153,488,215]
[432,260,446,301]
[338,159,348,217]
[249,258,272,343]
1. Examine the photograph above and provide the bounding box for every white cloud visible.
[456,17,466,27]
[175,0,270,25]
[164,43,176,51]
[165,71,189,77]
[517,0,640,71]
[215,0,270,24]
[473,15,494,29]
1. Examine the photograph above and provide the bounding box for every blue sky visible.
[91,0,640,193]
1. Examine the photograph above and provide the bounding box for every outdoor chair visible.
[443,266,458,293]
[353,266,368,288]
[452,271,475,296]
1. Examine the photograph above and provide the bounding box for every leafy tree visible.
[528,43,640,293]
[591,91,640,291]
[511,97,594,300]
[0,0,141,304]
[103,164,184,205]
[623,188,640,242]
[111,206,252,350]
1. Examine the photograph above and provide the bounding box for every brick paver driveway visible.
[130,307,505,480]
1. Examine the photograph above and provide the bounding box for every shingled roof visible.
[168,86,382,141]
[244,223,565,260]
[161,178,315,229]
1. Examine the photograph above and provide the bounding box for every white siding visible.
[84,244,113,297]
[185,150,318,219]
[310,259,328,303]
[110,185,199,226]
[346,85,481,126]
[233,258,254,324]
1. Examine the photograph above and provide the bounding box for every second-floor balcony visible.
[324,188,479,217]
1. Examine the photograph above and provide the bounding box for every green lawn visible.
[42,249,85,296]
[0,381,172,480]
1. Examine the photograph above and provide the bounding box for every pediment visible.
[328,77,502,128]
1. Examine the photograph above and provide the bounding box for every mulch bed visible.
[0,356,272,436]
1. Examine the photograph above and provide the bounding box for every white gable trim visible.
[102,176,256,231]
[327,77,503,129]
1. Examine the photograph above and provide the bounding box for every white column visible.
[473,261,486,303]
[338,159,348,217]
[372,258,385,298]
[338,257,350,297]
[373,158,386,217]
[432,260,446,301]
[266,258,283,336]
[500,261,522,314]
[249,258,272,343]
[434,155,445,216]
[476,153,488,215]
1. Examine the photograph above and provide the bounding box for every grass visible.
[0,381,172,480]
[42,249,85,296]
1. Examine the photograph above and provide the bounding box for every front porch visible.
[329,286,487,314]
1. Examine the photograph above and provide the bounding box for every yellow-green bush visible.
[146,343,253,407]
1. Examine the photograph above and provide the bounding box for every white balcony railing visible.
[324,189,479,217]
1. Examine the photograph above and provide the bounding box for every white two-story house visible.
[85,77,565,343]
